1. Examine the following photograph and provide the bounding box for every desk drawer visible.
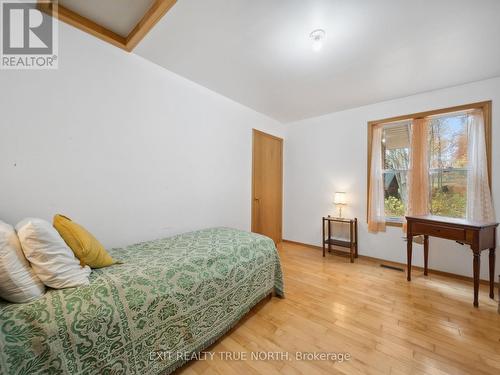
[411,222,466,241]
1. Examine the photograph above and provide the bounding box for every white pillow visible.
[0,220,46,303]
[16,218,91,289]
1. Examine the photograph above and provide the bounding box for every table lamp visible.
[334,192,347,218]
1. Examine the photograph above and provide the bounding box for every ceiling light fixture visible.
[310,29,326,52]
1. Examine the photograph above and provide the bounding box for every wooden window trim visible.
[366,101,492,226]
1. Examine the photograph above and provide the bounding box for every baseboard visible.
[281,239,500,288]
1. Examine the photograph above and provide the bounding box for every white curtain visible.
[368,125,386,232]
[466,110,495,222]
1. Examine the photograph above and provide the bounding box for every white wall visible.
[2,20,498,282]
[0,24,284,248]
[284,77,500,280]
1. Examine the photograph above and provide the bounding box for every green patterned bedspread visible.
[0,227,284,374]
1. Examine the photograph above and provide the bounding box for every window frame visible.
[367,101,492,226]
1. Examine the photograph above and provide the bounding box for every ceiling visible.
[60,0,155,37]
[135,0,500,123]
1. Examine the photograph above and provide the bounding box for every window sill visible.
[386,221,403,228]
[386,219,403,227]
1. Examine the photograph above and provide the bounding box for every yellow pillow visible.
[53,214,115,269]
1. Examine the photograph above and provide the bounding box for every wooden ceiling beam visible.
[125,0,177,52]
[37,0,177,52]
[37,2,127,50]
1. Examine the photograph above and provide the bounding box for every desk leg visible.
[349,221,354,263]
[423,235,429,276]
[473,251,480,307]
[489,248,495,299]
[355,219,358,258]
[407,235,413,282]
[327,221,331,254]
[322,219,325,257]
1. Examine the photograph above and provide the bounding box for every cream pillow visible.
[0,220,45,303]
[16,218,91,289]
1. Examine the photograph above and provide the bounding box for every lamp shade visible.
[334,192,347,205]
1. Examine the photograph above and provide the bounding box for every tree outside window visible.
[428,114,468,218]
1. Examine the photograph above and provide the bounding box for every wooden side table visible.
[322,216,358,262]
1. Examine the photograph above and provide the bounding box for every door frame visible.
[251,129,283,243]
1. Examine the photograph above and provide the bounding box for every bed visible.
[0,227,284,374]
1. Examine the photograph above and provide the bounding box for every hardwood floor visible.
[178,242,500,375]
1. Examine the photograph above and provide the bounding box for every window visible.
[382,121,410,220]
[367,102,492,225]
[428,114,468,218]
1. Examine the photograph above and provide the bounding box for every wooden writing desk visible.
[406,215,498,307]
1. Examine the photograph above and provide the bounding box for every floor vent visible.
[380,264,404,272]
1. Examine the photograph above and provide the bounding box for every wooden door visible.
[252,129,283,244]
